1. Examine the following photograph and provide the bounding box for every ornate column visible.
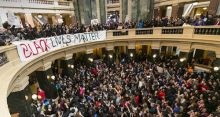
[151,41,161,63]
[179,42,193,67]
[154,8,159,18]
[96,0,101,23]
[70,12,76,25]
[120,0,123,22]
[128,0,132,21]
[35,62,57,99]
[84,49,93,67]
[128,41,136,62]
[106,43,114,67]
[25,13,35,27]
[99,0,106,24]
[8,76,32,117]
[122,0,128,22]
[208,0,219,15]
[60,54,74,78]
[171,4,179,18]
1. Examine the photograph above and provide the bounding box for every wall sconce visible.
[109,54,113,58]
[32,94,37,100]
[25,95,28,100]
[71,65,74,69]
[47,75,50,79]
[130,53,133,57]
[153,54,157,58]
[89,58,93,62]
[51,75,55,80]
[180,58,184,62]
[68,64,71,67]
[214,67,219,71]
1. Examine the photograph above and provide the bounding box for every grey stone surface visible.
[74,0,98,25]
[8,85,32,117]
[73,0,80,24]
[78,0,85,24]
[91,0,98,19]
[99,0,106,24]
[131,0,153,22]
[122,0,128,22]
[82,0,91,25]
[131,0,138,22]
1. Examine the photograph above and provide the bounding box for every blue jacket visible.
[139,22,143,28]
[193,19,204,26]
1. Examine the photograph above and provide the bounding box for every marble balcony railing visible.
[0,0,74,10]
[0,26,219,117]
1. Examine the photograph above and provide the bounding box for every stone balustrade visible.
[0,26,220,117]
[0,0,74,10]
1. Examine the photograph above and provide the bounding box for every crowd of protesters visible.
[0,12,220,46]
[31,52,220,117]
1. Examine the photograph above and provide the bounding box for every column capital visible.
[36,62,52,71]
[172,4,179,6]
[106,46,114,51]
[25,13,32,16]
[179,42,192,53]
[151,41,161,50]
[128,41,136,49]
[86,49,93,54]
[11,76,29,93]
[65,54,73,60]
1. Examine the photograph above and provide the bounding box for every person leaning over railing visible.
[0,27,11,46]
[193,17,204,26]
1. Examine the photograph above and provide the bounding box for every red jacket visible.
[136,96,140,106]
[198,84,209,93]
[215,20,220,25]
[92,69,98,75]
[158,90,165,100]
[38,90,45,101]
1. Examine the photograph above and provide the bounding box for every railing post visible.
[153,27,162,37]
[183,26,195,38]
[128,29,135,36]
[106,31,113,38]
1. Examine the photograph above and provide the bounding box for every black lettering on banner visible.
[50,38,57,47]
[74,35,78,43]
[55,36,62,45]
[78,34,81,43]
[81,34,87,42]
[95,32,100,40]
[84,33,89,42]
[87,33,92,41]
[66,35,71,43]
[91,33,96,40]
[61,35,66,44]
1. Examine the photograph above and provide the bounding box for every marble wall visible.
[73,0,80,24]
[7,85,32,117]
[122,0,128,22]
[74,0,98,25]
[91,0,98,19]
[99,0,106,24]
[131,0,153,22]
[131,0,138,22]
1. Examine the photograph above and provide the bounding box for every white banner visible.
[7,10,16,26]
[157,66,164,73]
[91,19,98,25]
[13,31,106,62]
